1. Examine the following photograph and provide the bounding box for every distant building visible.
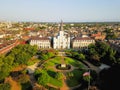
[0,40,20,54]
[53,21,70,49]
[108,39,120,53]
[0,33,5,38]
[72,37,95,49]
[30,36,51,49]
[91,32,106,40]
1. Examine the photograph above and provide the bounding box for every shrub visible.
[0,83,11,90]
[18,74,30,84]
[55,72,63,80]
[21,81,32,90]
[37,71,50,86]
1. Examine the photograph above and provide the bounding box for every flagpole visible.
[88,68,90,90]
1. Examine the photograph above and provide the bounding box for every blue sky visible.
[0,0,120,22]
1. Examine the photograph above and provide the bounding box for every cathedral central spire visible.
[60,20,63,31]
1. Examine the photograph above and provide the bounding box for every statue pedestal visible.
[56,64,71,70]
[61,64,66,68]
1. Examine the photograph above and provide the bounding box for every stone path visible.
[5,77,21,90]
[58,52,82,90]
[60,79,70,90]
[26,62,39,74]
[82,60,101,73]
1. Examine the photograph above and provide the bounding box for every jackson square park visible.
[0,28,120,90]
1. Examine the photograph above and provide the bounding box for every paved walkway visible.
[26,62,39,74]
[82,60,101,73]
[5,77,21,90]
[60,79,70,90]
[99,63,110,70]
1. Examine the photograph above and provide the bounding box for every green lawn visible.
[67,79,79,87]
[44,56,85,69]
[36,56,86,88]
[35,69,63,88]
[64,57,84,68]
[27,58,39,66]
[44,56,62,67]
[48,77,63,87]
[47,70,63,87]
[66,69,85,87]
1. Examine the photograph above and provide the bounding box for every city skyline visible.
[0,0,120,22]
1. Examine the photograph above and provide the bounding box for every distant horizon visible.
[1,20,120,23]
[0,0,120,22]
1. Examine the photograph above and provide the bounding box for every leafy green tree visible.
[47,52,54,58]
[0,56,13,81]
[37,71,50,86]
[104,29,117,39]
[4,55,14,65]
[40,54,48,60]
[0,55,4,68]
[116,58,120,64]
[34,69,42,79]
[0,64,11,81]
[15,52,31,64]
[103,48,116,64]
[77,53,86,61]
[88,41,118,65]
[55,72,63,80]
[21,81,32,90]
[23,44,37,56]
[0,83,11,90]
[90,54,100,61]
[95,41,109,58]
[88,48,98,56]
[18,74,30,84]
[71,51,79,58]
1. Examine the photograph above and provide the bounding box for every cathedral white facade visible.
[53,21,70,49]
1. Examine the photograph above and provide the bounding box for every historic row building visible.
[72,37,95,49]
[29,21,95,49]
[30,37,51,49]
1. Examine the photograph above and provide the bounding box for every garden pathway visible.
[27,51,102,90]
[5,77,21,90]
[26,62,39,74]
[60,73,70,90]
[82,60,101,73]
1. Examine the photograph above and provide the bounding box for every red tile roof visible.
[73,37,94,41]
[30,37,50,41]
[0,40,20,54]
[24,28,34,30]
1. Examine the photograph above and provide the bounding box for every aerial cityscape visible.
[0,0,120,90]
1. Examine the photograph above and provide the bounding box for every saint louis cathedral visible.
[53,21,70,49]
[30,21,95,49]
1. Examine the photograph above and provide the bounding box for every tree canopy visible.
[0,44,37,81]
[87,41,118,65]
